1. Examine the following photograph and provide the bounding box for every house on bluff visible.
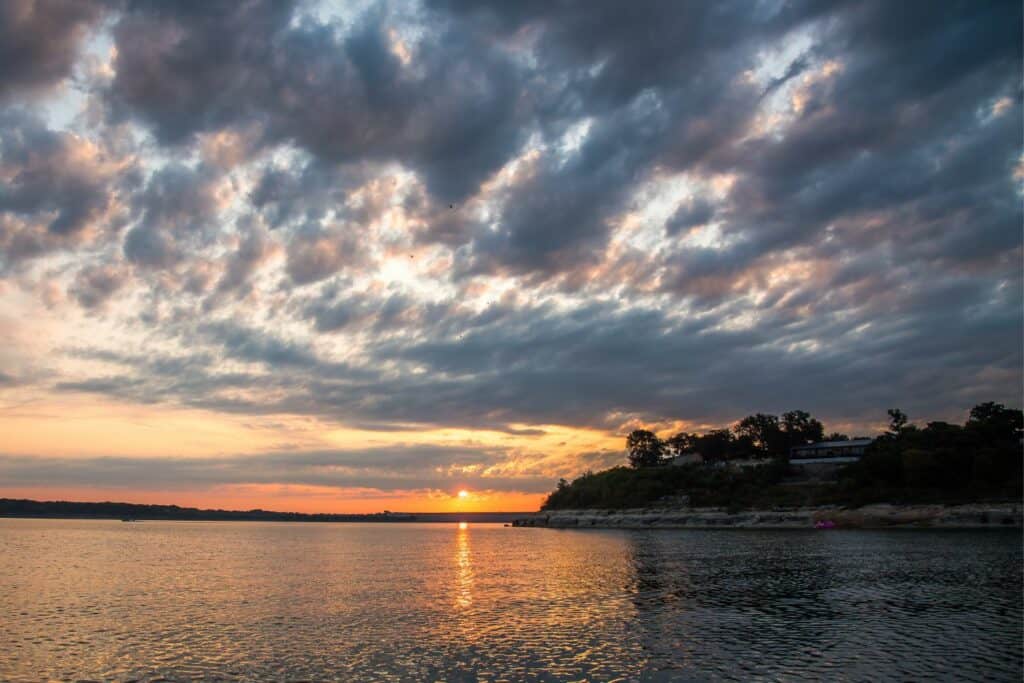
[789,438,874,464]
[789,438,874,480]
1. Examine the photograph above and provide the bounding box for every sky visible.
[0,0,1021,513]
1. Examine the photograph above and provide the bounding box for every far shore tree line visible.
[544,402,1022,510]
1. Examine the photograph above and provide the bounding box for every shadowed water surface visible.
[0,519,1020,681]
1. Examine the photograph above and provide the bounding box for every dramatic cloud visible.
[0,0,1020,509]
[0,0,109,101]
[107,1,526,202]
[0,110,135,272]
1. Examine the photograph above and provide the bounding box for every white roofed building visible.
[789,438,874,464]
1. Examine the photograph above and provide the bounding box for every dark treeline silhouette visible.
[0,499,417,522]
[841,402,1023,504]
[626,409,836,467]
[544,402,1022,510]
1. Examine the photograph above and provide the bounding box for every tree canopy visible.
[626,429,665,468]
[546,402,1022,510]
[626,408,830,467]
[846,402,1023,497]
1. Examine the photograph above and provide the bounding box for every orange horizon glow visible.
[0,486,547,514]
[0,390,610,514]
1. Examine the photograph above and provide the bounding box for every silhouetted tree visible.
[734,414,781,456]
[967,402,1023,442]
[842,402,1022,500]
[665,432,696,458]
[694,429,735,462]
[781,410,825,449]
[626,430,666,468]
[887,409,908,435]
[825,432,849,441]
[730,433,757,458]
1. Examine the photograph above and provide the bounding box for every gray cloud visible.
[0,0,109,101]
[214,223,275,297]
[285,228,359,285]
[0,110,134,273]
[0,445,552,494]
[123,163,221,270]
[99,0,1023,289]
[665,199,715,236]
[107,1,527,202]
[54,278,1022,433]
[69,263,127,309]
[665,0,1024,296]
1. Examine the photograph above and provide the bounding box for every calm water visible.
[0,520,1020,682]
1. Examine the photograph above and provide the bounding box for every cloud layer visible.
[0,0,1020,507]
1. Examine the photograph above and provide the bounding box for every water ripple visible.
[0,521,1020,681]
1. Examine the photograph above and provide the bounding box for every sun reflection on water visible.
[454,522,473,609]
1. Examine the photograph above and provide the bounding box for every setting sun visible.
[457,490,470,499]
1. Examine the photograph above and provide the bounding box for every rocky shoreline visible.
[511,503,1022,529]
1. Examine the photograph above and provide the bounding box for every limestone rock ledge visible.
[511,504,1022,529]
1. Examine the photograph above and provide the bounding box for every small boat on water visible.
[121,518,139,522]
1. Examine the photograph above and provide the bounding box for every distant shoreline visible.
[0,499,529,523]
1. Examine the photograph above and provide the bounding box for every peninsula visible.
[516,402,1023,530]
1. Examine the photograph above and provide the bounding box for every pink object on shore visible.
[815,520,837,529]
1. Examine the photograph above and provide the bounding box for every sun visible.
[457,490,470,499]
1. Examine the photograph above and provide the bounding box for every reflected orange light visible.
[454,521,472,608]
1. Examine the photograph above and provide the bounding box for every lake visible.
[1,519,1020,681]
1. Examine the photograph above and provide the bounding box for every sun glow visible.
[457,490,470,499]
